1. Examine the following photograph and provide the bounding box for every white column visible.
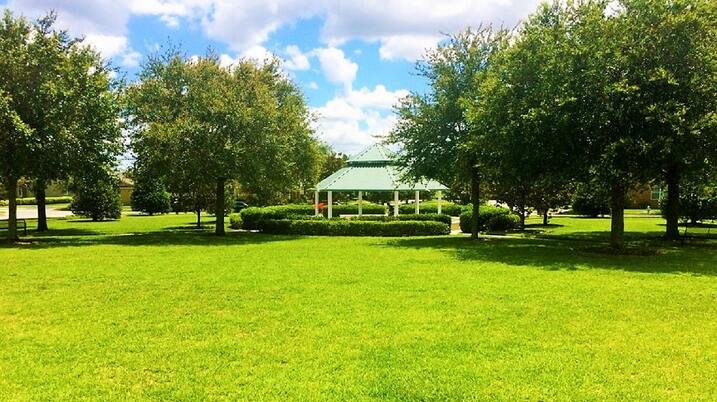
[415,190,420,214]
[437,191,442,214]
[314,190,319,216]
[328,191,333,219]
[393,191,399,216]
[358,191,363,216]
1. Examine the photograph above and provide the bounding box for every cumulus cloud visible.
[312,47,358,93]
[284,45,310,71]
[5,1,542,66]
[313,85,408,153]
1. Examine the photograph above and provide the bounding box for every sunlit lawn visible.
[1,213,716,400]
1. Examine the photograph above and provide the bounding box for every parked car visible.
[232,200,249,213]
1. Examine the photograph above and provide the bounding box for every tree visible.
[127,50,321,235]
[388,27,508,239]
[0,90,33,240]
[0,11,122,233]
[618,0,717,239]
[131,174,171,215]
[70,169,122,221]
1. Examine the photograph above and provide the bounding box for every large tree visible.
[619,0,717,239]
[0,11,122,233]
[388,27,508,238]
[128,51,321,235]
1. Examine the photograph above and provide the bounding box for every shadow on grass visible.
[384,234,717,276]
[1,226,297,249]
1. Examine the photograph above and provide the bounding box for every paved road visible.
[0,205,74,219]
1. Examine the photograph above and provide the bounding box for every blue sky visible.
[1,0,541,154]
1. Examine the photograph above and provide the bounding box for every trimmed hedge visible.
[229,213,243,229]
[327,202,386,216]
[352,213,452,225]
[0,196,73,206]
[258,219,450,236]
[240,203,388,230]
[459,205,511,233]
[486,213,520,231]
[240,205,316,230]
[398,201,463,216]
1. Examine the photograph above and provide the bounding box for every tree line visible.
[0,11,330,240]
[389,0,717,248]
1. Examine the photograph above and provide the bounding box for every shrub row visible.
[0,196,73,206]
[240,203,387,229]
[459,205,514,233]
[351,213,452,226]
[229,213,243,229]
[258,219,450,237]
[398,201,463,216]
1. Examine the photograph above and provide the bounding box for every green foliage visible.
[258,219,450,237]
[229,213,243,229]
[352,213,452,226]
[398,201,462,216]
[572,184,610,218]
[0,196,72,206]
[459,205,510,233]
[70,173,122,221]
[131,176,171,215]
[240,205,317,230]
[327,202,386,217]
[661,185,717,223]
[485,213,520,232]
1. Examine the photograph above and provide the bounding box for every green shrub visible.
[258,219,450,236]
[572,183,610,217]
[0,196,73,206]
[459,205,511,233]
[229,213,243,229]
[131,178,171,215]
[70,181,122,221]
[485,213,520,232]
[240,205,317,230]
[353,213,452,225]
[398,201,462,216]
[327,202,386,216]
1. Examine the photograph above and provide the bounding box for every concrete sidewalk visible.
[0,205,73,219]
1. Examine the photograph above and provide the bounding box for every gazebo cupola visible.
[314,144,448,218]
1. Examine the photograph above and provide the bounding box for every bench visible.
[0,218,27,236]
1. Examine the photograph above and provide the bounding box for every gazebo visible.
[314,144,448,218]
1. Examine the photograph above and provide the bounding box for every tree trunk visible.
[543,210,549,226]
[664,164,680,240]
[609,181,625,249]
[215,179,225,236]
[470,166,480,239]
[196,206,201,228]
[35,180,48,232]
[6,177,18,241]
[518,193,526,230]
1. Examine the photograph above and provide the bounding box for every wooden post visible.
[393,191,399,217]
[415,190,420,214]
[314,190,319,216]
[437,191,442,214]
[328,191,333,219]
[358,191,363,216]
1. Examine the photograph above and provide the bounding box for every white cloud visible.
[284,45,310,71]
[313,85,408,153]
[307,81,319,90]
[6,0,542,69]
[83,34,142,66]
[312,47,358,93]
[240,45,275,62]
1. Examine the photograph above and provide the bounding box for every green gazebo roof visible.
[315,144,448,192]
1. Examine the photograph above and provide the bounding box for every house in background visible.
[628,184,663,208]
[119,176,133,205]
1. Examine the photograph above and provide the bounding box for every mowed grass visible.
[1,214,717,400]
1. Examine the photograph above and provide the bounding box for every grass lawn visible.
[1,214,716,400]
